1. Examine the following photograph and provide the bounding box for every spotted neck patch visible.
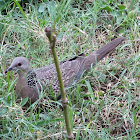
[27,71,37,87]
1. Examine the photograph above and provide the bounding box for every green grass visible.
[0,0,139,139]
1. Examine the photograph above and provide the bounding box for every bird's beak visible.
[5,66,14,73]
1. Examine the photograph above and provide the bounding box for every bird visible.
[5,37,125,104]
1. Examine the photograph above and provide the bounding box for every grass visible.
[0,0,140,139]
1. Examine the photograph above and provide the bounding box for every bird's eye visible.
[18,63,22,66]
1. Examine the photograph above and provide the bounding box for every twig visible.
[45,27,74,140]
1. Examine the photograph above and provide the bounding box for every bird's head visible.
[5,57,32,75]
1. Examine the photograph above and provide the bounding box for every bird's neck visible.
[17,67,33,77]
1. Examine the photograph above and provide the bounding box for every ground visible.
[0,0,139,139]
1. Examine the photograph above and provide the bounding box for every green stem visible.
[51,46,66,100]
[52,47,73,138]
[45,27,73,139]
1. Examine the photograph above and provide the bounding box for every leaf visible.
[38,4,45,13]
[21,97,28,106]
[128,10,136,19]
[37,118,64,126]
[129,0,135,11]
[118,4,126,10]
[14,0,26,18]
[85,80,93,94]
[135,68,140,78]
[69,108,73,130]
[1,99,10,106]
[97,90,105,96]
[75,128,80,140]
[47,1,56,19]
[0,72,3,76]
[100,5,112,12]
[133,106,140,128]
[0,1,5,11]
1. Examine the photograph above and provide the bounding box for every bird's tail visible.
[83,37,125,71]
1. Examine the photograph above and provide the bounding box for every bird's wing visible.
[35,55,85,92]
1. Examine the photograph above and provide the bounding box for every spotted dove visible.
[5,37,125,104]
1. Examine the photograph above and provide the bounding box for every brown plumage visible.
[5,37,125,103]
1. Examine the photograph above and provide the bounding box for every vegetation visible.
[0,0,139,139]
